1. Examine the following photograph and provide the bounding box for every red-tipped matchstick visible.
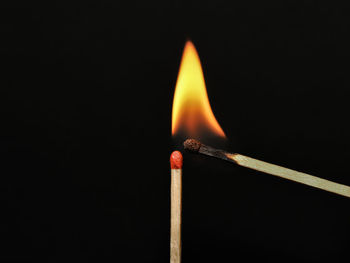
[170,151,183,263]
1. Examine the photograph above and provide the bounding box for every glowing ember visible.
[171,40,226,139]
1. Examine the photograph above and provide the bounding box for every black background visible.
[1,1,350,262]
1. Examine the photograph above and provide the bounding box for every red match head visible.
[170,151,183,169]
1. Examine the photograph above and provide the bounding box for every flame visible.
[171,41,226,139]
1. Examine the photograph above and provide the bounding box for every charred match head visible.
[183,138,236,164]
[183,139,202,152]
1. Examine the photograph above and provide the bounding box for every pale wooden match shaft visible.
[170,168,182,263]
[227,153,350,198]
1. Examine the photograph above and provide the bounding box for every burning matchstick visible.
[170,151,183,263]
[184,139,350,198]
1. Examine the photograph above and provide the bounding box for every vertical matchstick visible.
[170,151,183,263]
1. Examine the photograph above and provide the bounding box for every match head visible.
[183,138,201,152]
[170,151,183,169]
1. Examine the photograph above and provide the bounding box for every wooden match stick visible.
[170,151,183,263]
[184,139,350,198]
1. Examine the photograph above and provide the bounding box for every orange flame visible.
[171,41,226,139]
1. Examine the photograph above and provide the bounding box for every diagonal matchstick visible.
[184,139,350,198]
